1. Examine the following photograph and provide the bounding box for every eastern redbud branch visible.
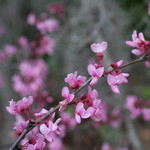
[10,53,150,150]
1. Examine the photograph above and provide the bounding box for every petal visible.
[75,102,84,113]
[68,94,74,103]
[145,61,150,68]
[40,124,49,135]
[116,60,124,67]
[125,41,137,47]
[61,86,69,98]
[75,114,81,124]
[107,74,116,85]
[81,111,91,118]
[132,30,137,41]
[91,42,107,53]
[131,49,143,56]
[90,77,99,86]
[87,64,95,76]
[96,67,104,77]
[139,32,145,41]
[111,85,120,94]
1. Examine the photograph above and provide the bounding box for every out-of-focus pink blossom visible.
[27,13,37,25]
[109,108,121,128]
[101,143,113,150]
[142,108,150,121]
[13,59,48,96]
[145,60,150,68]
[34,36,55,56]
[60,112,76,128]
[126,30,150,56]
[48,137,64,150]
[64,71,86,90]
[87,64,104,86]
[4,45,16,57]
[13,115,29,135]
[20,59,48,78]
[17,36,29,48]
[37,18,59,34]
[125,95,143,119]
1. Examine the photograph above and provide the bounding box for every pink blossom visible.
[64,71,86,90]
[40,118,61,142]
[36,18,59,34]
[126,30,150,56]
[13,59,48,96]
[111,60,124,68]
[35,36,55,56]
[109,108,121,128]
[107,73,129,94]
[34,108,49,119]
[75,102,93,123]
[4,45,16,57]
[48,137,64,150]
[90,42,107,53]
[60,112,76,128]
[21,132,46,150]
[17,36,29,48]
[27,13,37,25]
[59,86,75,111]
[142,108,150,121]
[125,95,143,119]
[101,143,113,150]
[20,59,48,78]
[6,96,33,115]
[145,60,150,68]
[6,100,17,115]
[87,64,104,86]
[13,115,29,135]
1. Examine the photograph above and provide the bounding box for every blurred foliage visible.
[117,0,150,38]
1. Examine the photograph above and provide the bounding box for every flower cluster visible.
[125,95,150,121]
[126,30,150,67]
[13,59,48,96]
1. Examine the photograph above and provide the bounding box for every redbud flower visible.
[64,71,86,90]
[101,143,113,150]
[13,115,29,135]
[59,86,75,111]
[107,73,129,94]
[75,102,93,123]
[125,95,143,119]
[87,64,104,86]
[90,42,107,53]
[40,118,61,142]
[111,60,124,68]
[143,108,150,121]
[126,30,150,56]
[6,96,33,115]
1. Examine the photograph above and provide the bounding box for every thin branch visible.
[9,54,149,150]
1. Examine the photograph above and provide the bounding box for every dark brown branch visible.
[9,53,149,150]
